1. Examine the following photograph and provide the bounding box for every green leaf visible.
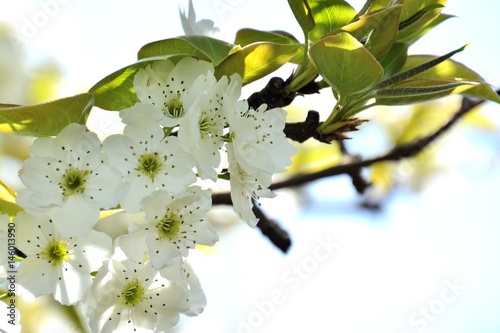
[235,29,300,46]
[397,0,446,43]
[307,0,357,42]
[368,0,395,12]
[380,43,408,79]
[234,29,304,64]
[137,35,238,66]
[0,198,22,217]
[288,0,315,34]
[309,32,384,97]
[214,42,302,85]
[405,13,454,44]
[375,78,479,105]
[398,55,500,103]
[364,5,403,60]
[89,62,145,111]
[89,56,185,111]
[337,5,401,43]
[377,44,467,89]
[0,93,94,136]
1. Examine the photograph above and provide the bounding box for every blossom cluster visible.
[9,56,296,332]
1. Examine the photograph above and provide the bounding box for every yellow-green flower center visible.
[62,168,90,196]
[136,153,163,181]
[121,278,146,307]
[41,239,70,265]
[156,212,181,240]
[166,93,185,119]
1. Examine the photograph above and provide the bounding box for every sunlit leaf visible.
[214,42,302,85]
[377,44,467,89]
[137,35,238,66]
[308,0,357,42]
[0,198,22,217]
[0,93,94,136]
[89,62,145,111]
[375,78,479,105]
[364,5,403,60]
[309,32,384,97]
[406,13,455,44]
[338,5,401,45]
[234,29,304,64]
[288,0,315,34]
[0,179,15,199]
[397,0,447,43]
[380,43,408,79]
[397,55,500,103]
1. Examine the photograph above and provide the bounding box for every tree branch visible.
[213,91,495,203]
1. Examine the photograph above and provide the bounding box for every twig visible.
[213,92,494,202]
[252,203,291,253]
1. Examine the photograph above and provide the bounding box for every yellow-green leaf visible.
[214,42,302,85]
[309,32,384,97]
[0,93,94,136]
[0,198,22,217]
[399,55,500,103]
[234,29,304,64]
[375,78,479,105]
[137,35,238,66]
[307,0,357,42]
[397,0,447,43]
[288,0,315,34]
[89,62,145,111]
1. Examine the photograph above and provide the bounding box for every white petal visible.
[52,196,100,237]
[53,260,92,305]
[17,257,54,297]
[117,231,148,264]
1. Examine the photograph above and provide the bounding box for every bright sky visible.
[1,1,500,332]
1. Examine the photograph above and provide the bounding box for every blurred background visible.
[0,0,499,332]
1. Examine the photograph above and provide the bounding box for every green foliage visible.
[89,62,145,111]
[287,0,315,35]
[307,0,357,42]
[215,42,302,85]
[234,29,304,64]
[137,35,239,66]
[0,93,93,136]
[0,198,22,217]
[3,0,494,143]
[309,32,383,98]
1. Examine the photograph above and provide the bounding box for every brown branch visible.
[213,92,494,203]
[252,203,291,253]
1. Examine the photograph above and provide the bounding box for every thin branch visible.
[213,92,494,202]
[252,203,292,253]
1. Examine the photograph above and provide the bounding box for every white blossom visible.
[224,98,297,226]
[161,257,207,316]
[227,101,297,176]
[17,123,125,215]
[16,207,112,305]
[178,71,229,180]
[102,122,196,213]
[179,0,220,37]
[132,57,214,128]
[83,258,189,333]
[118,187,218,269]
[226,143,276,227]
